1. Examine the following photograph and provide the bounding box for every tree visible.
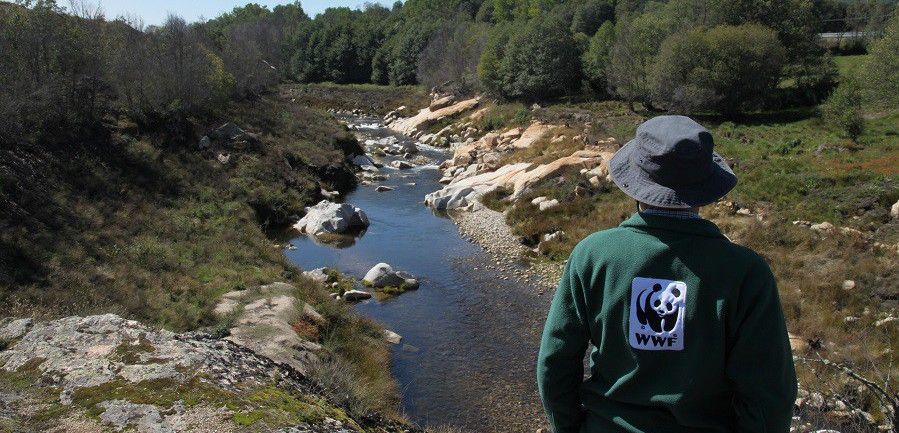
[822,77,864,140]
[477,23,514,94]
[607,5,674,108]
[862,10,899,108]
[650,24,786,116]
[485,16,582,100]
[570,0,614,35]
[417,20,489,92]
[581,20,615,95]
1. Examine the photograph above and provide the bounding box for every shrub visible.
[862,10,899,108]
[582,21,615,96]
[570,0,615,36]
[650,24,786,116]
[607,6,674,107]
[822,78,865,140]
[482,16,582,100]
[417,20,489,93]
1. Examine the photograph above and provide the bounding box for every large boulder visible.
[510,122,554,149]
[227,294,321,376]
[508,150,612,199]
[426,150,614,209]
[429,95,456,111]
[391,160,415,170]
[425,163,532,210]
[293,200,369,236]
[389,97,481,136]
[363,263,420,290]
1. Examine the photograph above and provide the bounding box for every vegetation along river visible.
[284,114,553,432]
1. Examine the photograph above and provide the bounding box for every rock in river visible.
[363,263,420,290]
[342,289,372,302]
[391,160,415,170]
[293,200,369,236]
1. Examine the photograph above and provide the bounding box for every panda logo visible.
[636,282,684,333]
[629,277,687,351]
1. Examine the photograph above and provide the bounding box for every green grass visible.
[70,378,358,429]
[834,54,870,77]
[282,83,428,116]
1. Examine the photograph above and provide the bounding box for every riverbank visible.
[283,110,554,433]
[1,91,411,432]
[453,207,561,289]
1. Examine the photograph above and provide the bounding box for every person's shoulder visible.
[569,226,631,259]
[720,239,772,271]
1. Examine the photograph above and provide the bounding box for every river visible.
[283,114,554,432]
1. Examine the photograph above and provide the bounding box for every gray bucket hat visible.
[609,115,737,209]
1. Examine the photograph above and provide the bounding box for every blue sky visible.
[91,1,393,25]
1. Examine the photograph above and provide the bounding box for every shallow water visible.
[283,115,553,432]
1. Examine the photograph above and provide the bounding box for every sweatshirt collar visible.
[620,212,728,240]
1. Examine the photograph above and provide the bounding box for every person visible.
[536,115,797,433]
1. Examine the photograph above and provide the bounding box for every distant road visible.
[819,31,867,39]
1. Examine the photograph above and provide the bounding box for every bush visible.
[607,5,674,107]
[650,24,786,116]
[481,16,582,100]
[417,20,489,93]
[582,21,615,95]
[570,0,615,35]
[822,78,864,140]
[862,10,899,108]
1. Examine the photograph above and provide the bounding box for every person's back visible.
[536,116,797,433]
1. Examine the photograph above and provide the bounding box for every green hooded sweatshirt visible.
[537,213,797,433]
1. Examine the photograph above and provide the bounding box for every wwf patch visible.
[629,277,687,351]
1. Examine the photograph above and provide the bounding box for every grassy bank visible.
[0,87,417,424]
[283,83,430,116]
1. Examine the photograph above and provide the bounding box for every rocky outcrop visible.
[425,163,531,210]
[294,200,369,236]
[362,263,420,291]
[0,314,370,432]
[425,150,613,210]
[212,283,325,376]
[387,97,481,136]
[227,295,322,376]
[510,122,553,149]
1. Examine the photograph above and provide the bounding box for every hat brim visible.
[608,138,737,209]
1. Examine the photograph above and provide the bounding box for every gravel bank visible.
[452,206,562,290]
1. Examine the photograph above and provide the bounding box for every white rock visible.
[531,196,548,205]
[811,222,834,232]
[543,231,565,242]
[383,329,402,345]
[842,280,856,291]
[539,199,560,211]
[320,188,339,199]
[391,160,414,170]
[875,316,897,327]
[303,267,329,284]
[362,263,419,290]
[0,318,33,341]
[892,199,899,219]
[342,290,372,302]
[293,200,369,236]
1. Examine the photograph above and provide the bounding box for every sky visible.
[90,1,393,25]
